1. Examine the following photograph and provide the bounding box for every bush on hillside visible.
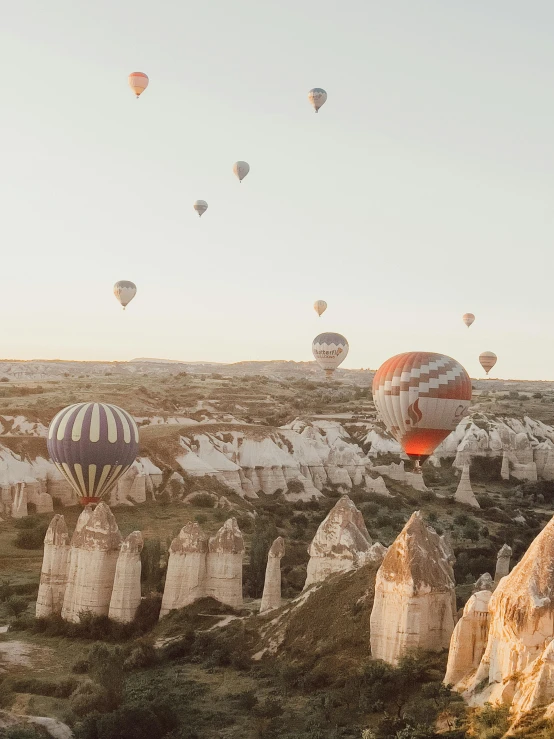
[14,522,48,550]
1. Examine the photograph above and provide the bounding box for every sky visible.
[1,1,554,379]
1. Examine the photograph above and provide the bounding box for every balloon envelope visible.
[314,300,327,317]
[479,351,497,375]
[47,402,139,505]
[308,88,327,112]
[233,161,250,182]
[372,351,472,462]
[114,281,137,309]
[312,332,348,376]
[463,313,475,328]
[128,72,149,98]
[193,200,208,217]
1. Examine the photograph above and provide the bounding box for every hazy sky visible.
[2,1,554,379]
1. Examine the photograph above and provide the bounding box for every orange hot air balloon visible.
[463,313,475,328]
[314,300,327,317]
[479,351,497,376]
[129,72,149,98]
[372,352,472,467]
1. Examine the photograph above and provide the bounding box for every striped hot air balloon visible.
[479,351,497,376]
[312,332,348,377]
[128,72,149,98]
[372,352,472,467]
[47,403,139,506]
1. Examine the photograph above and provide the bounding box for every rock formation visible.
[494,543,512,584]
[159,517,245,617]
[370,511,456,665]
[11,483,27,518]
[501,452,510,480]
[36,515,70,618]
[159,522,209,617]
[463,514,554,706]
[512,640,554,716]
[454,464,480,508]
[444,590,491,688]
[474,572,494,593]
[61,502,122,623]
[205,518,245,608]
[304,495,372,589]
[108,531,143,623]
[260,537,285,614]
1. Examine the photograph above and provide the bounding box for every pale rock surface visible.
[501,452,510,481]
[205,518,245,607]
[36,515,70,618]
[512,639,554,715]
[468,515,554,697]
[455,464,480,508]
[260,537,285,614]
[370,511,456,665]
[363,542,388,565]
[304,495,372,589]
[61,502,122,623]
[159,522,209,617]
[61,505,94,617]
[35,492,54,514]
[364,475,391,496]
[444,590,492,688]
[494,544,512,584]
[108,531,143,623]
[474,573,494,593]
[11,483,27,518]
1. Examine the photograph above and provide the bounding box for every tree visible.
[87,643,125,710]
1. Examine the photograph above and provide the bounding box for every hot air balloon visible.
[479,351,497,376]
[312,332,348,377]
[128,72,149,98]
[314,300,327,317]
[193,200,208,217]
[372,352,472,468]
[114,281,137,310]
[308,88,327,113]
[233,161,250,183]
[463,313,475,328]
[47,403,139,506]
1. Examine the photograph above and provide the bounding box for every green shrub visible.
[10,676,77,698]
[14,523,48,550]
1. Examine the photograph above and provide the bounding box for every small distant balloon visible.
[479,351,497,376]
[312,332,348,377]
[128,72,149,98]
[314,300,327,317]
[114,281,137,310]
[193,200,208,217]
[463,313,475,328]
[308,88,327,113]
[233,161,250,183]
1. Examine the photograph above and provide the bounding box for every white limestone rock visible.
[370,511,456,665]
[501,452,510,480]
[304,495,372,589]
[364,475,391,497]
[455,464,480,508]
[494,544,512,584]
[36,515,70,618]
[108,531,143,623]
[159,522,209,617]
[512,639,554,716]
[205,518,245,608]
[474,573,494,593]
[260,537,285,614]
[11,484,27,518]
[61,502,122,623]
[444,590,492,688]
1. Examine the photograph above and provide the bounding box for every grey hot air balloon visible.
[47,402,139,506]
[312,332,348,377]
[308,88,327,113]
[233,161,250,183]
[114,281,137,310]
[193,200,208,217]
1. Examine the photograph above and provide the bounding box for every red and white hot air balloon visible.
[463,313,475,328]
[372,351,472,468]
[479,351,497,376]
[128,72,149,98]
